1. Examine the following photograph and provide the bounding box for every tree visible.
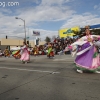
[45,36,51,43]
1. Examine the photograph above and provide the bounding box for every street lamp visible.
[19,25,29,39]
[15,17,26,43]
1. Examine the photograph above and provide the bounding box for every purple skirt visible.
[75,42,99,70]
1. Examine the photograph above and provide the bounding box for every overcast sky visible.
[0,0,100,40]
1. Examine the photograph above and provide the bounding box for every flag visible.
[33,31,40,36]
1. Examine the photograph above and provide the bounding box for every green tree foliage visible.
[45,36,51,43]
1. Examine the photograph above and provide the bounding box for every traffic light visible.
[6,35,7,39]
[36,39,39,45]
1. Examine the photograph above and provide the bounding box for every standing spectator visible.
[0,49,3,57]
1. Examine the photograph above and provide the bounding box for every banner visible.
[59,26,80,38]
[33,31,40,36]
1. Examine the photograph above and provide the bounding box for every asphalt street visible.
[0,55,100,100]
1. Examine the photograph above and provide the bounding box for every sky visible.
[0,0,100,41]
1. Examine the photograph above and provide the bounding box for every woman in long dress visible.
[20,42,30,63]
[72,26,100,73]
[33,45,39,56]
[47,43,54,58]
[4,47,10,58]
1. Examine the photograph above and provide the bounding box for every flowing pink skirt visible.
[20,49,30,61]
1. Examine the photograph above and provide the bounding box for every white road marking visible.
[0,67,60,74]
[53,59,67,61]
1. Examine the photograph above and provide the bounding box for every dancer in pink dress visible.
[20,42,30,64]
[71,26,100,73]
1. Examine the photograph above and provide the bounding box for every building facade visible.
[0,38,46,50]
